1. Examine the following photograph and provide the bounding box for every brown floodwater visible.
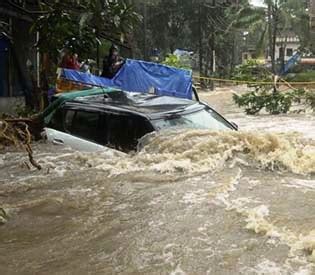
[0,88,315,274]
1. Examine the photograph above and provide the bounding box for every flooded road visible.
[1,88,315,274]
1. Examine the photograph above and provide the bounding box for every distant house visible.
[0,0,39,107]
[310,0,315,32]
[274,32,300,62]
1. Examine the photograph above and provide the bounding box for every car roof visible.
[63,90,203,119]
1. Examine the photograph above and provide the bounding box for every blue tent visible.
[280,52,301,75]
[61,59,193,99]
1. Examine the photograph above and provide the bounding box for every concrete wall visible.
[0,96,25,115]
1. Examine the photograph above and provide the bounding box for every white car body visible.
[44,127,123,156]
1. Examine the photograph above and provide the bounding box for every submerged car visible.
[45,90,237,153]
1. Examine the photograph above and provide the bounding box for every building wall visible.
[275,42,300,61]
[0,9,37,98]
[10,18,37,96]
[311,0,315,32]
[0,97,25,115]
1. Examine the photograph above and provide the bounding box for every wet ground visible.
[0,87,315,274]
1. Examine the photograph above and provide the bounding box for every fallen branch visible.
[0,116,43,170]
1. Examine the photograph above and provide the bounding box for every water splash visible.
[59,130,315,177]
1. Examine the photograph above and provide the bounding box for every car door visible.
[45,127,106,152]
[45,107,110,152]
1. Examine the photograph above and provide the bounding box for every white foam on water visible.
[230,115,315,140]
[214,168,242,207]
[0,156,4,166]
[4,130,314,184]
[242,259,294,275]
[163,243,177,267]
[170,264,186,275]
[284,179,315,191]
[228,201,315,263]
[180,189,207,205]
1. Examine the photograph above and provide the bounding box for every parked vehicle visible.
[44,90,237,153]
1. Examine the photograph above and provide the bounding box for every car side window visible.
[105,113,153,152]
[48,108,63,131]
[70,111,100,142]
[98,113,109,146]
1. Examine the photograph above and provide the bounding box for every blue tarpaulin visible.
[280,52,301,75]
[61,59,193,99]
[61,69,113,87]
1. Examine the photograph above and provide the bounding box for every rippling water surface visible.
[1,88,315,274]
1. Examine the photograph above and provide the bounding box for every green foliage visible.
[33,8,96,60]
[232,61,315,115]
[162,54,190,70]
[32,0,140,62]
[14,103,37,118]
[285,71,315,82]
[232,60,272,83]
[233,88,310,115]
[133,0,259,76]
[233,89,305,115]
[305,92,315,110]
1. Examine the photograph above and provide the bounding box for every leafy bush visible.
[14,103,37,118]
[232,60,315,115]
[162,54,190,70]
[233,88,306,115]
[232,60,272,83]
[305,92,315,109]
[285,71,315,82]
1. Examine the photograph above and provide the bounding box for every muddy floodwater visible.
[1,88,315,274]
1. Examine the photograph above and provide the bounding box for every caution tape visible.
[193,75,315,86]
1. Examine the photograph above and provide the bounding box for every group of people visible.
[59,44,124,78]
[60,51,91,73]
[60,52,81,70]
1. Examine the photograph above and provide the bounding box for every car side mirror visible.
[231,121,238,130]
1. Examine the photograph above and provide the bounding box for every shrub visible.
[162,54,190,70]
[233,88,307,115]
[232,61,315,115]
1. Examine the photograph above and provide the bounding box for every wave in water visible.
[66,130,315,176]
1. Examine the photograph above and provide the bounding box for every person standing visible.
[101,44,124,78]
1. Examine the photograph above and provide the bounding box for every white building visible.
[274,33,300,62]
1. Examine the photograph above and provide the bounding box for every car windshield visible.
[152,108,233,131]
